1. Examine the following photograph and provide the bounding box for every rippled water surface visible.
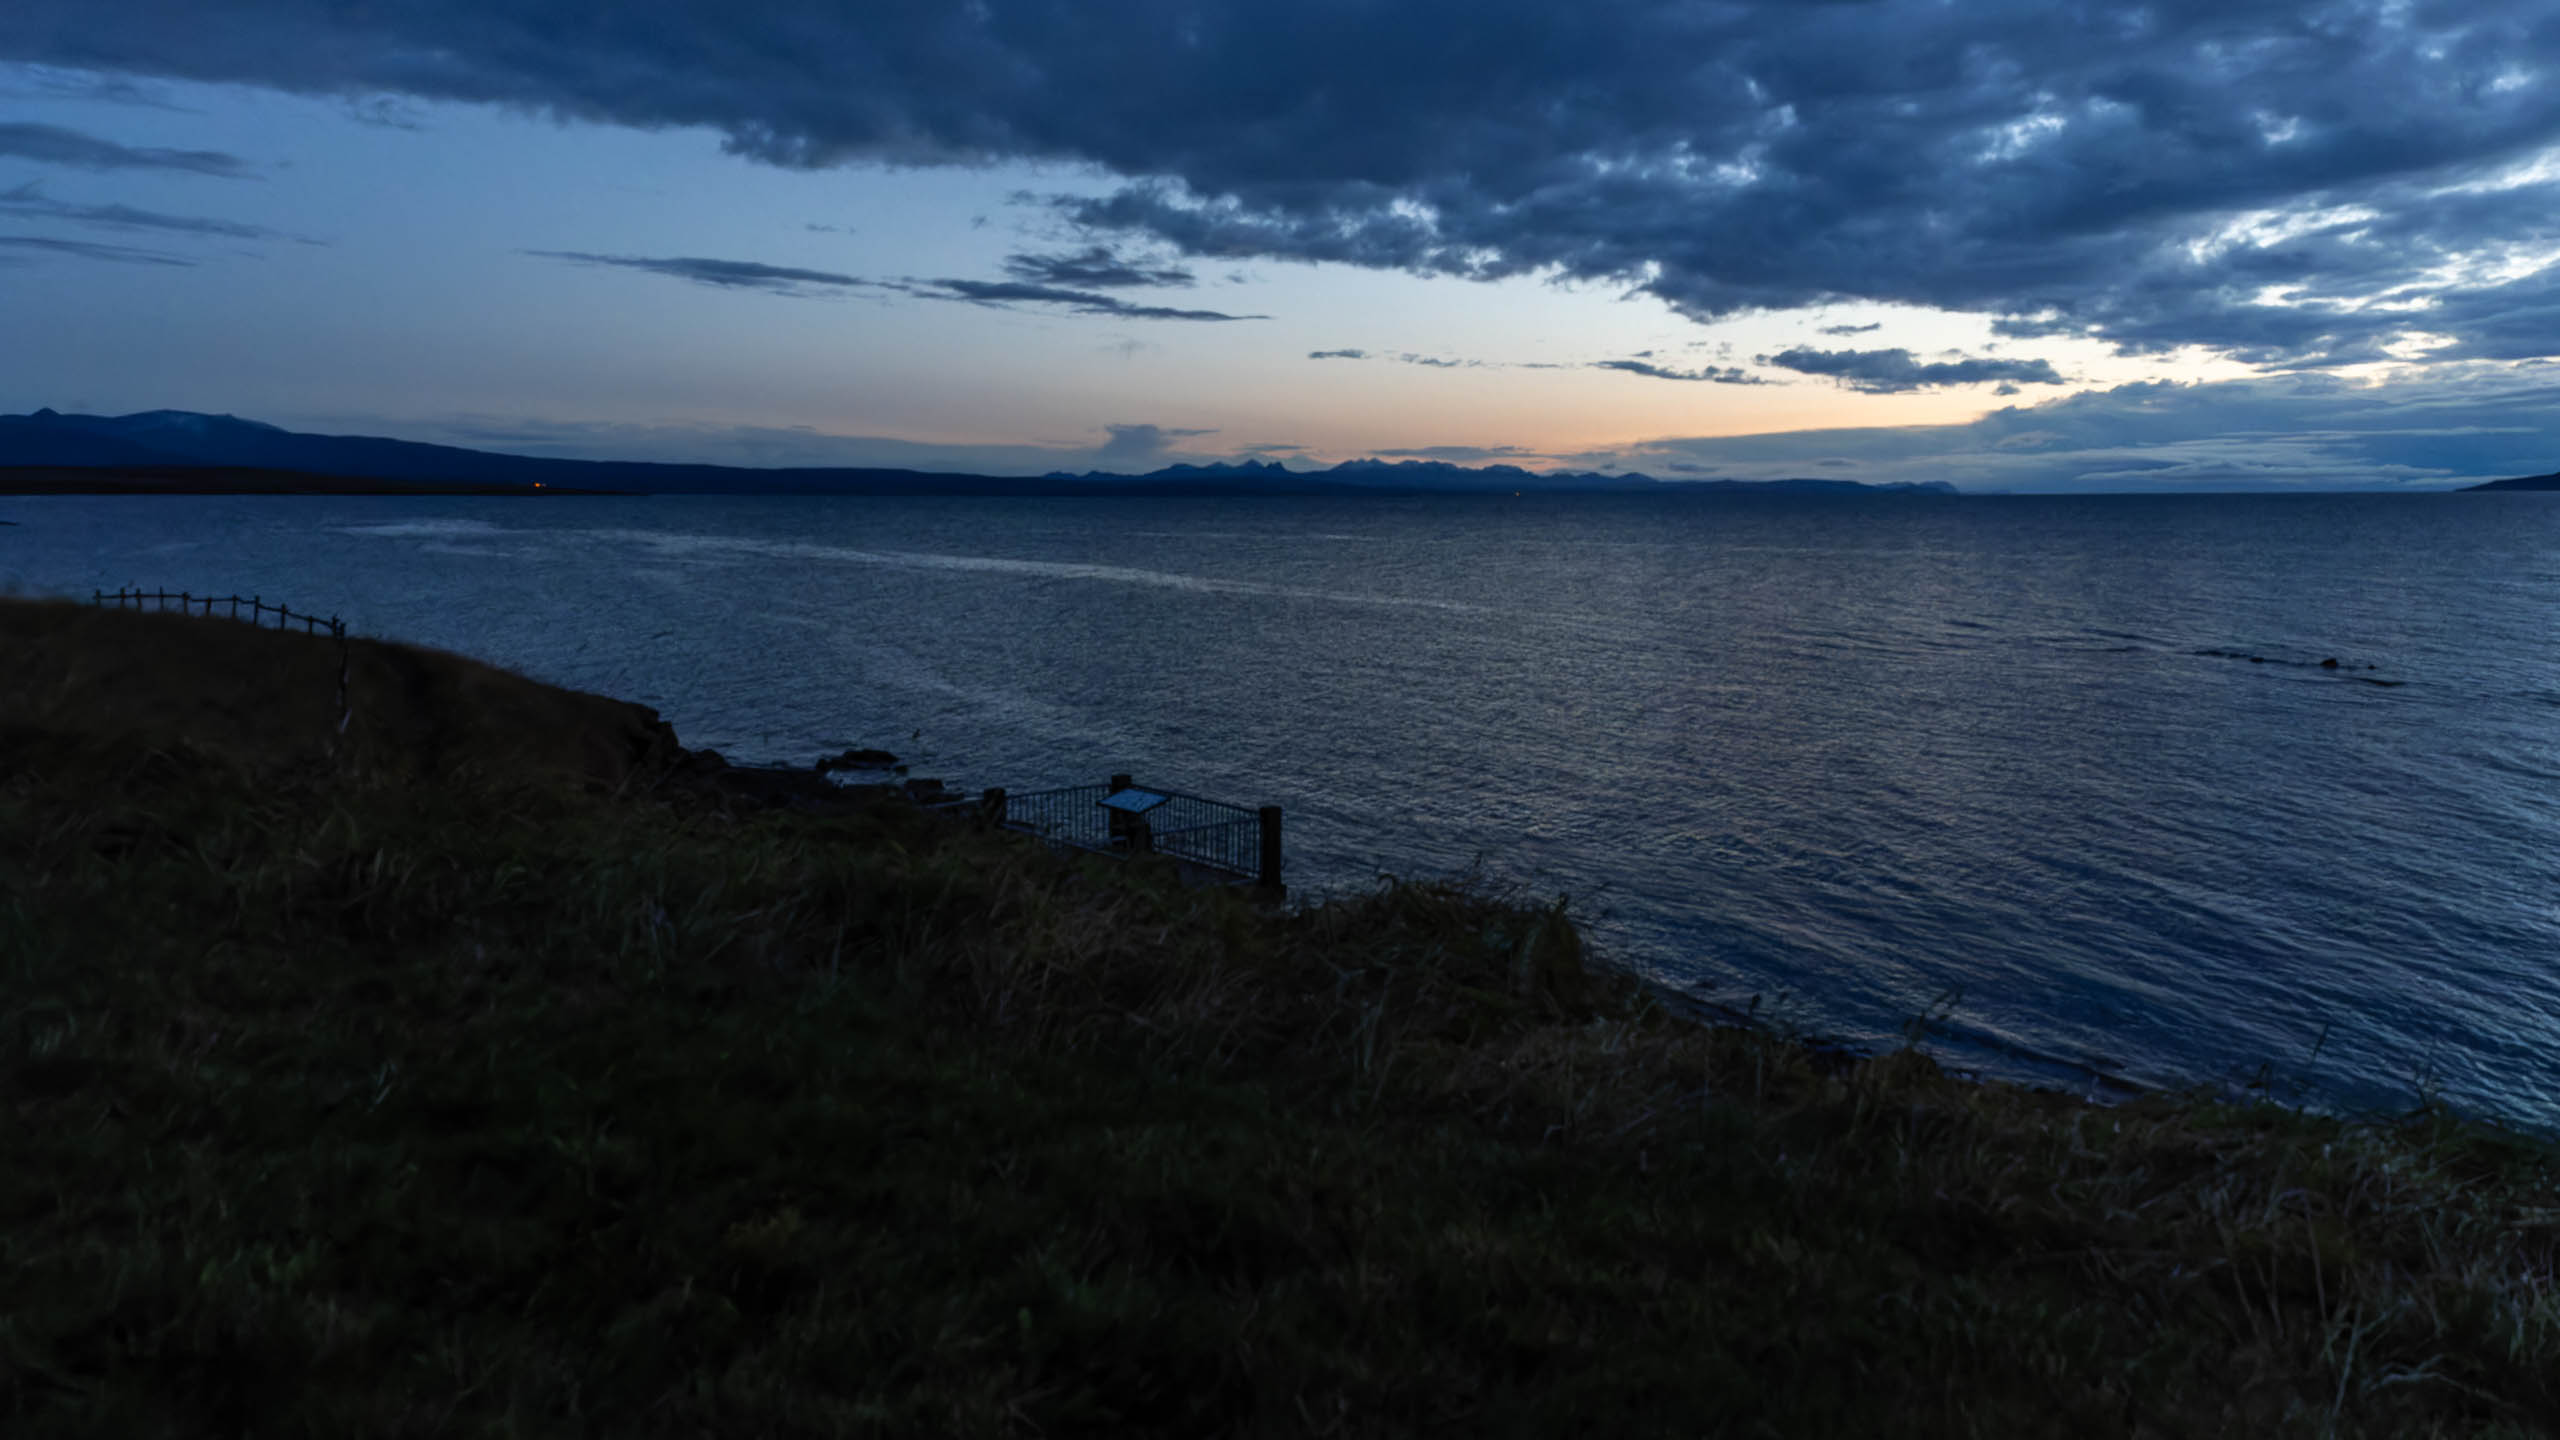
[10,492,2558,1126]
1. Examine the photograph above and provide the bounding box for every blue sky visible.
[5,2,2560,490]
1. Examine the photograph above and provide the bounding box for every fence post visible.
[1258,806,1284,895]
[979,787,1007,828]
[1104,776,1136,850]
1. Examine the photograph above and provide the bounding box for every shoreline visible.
[8,598,2558,1433]
[455,643,2539,1140]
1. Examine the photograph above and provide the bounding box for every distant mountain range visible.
[0,408,1960,497]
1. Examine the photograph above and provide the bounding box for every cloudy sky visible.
[4,1,2560,489]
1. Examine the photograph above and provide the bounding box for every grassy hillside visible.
[3,601,2556,1436]
[0,599,680,785]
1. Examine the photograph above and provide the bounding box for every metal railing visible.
[93,587,345,638]
[998,782,1117,849]
[1152,807,1261,879]
[989,775,1281,891]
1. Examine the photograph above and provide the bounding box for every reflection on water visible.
[9,491,2559,1129]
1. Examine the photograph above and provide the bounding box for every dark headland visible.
[2463,469,2560,491]
[0,407,1957,497]
[5,596,2555,1435]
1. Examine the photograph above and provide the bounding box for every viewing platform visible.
[978,774,1282,900]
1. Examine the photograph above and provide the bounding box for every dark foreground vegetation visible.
[4,600,2556,1437]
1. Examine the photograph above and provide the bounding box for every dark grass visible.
[4,609,2559,1436]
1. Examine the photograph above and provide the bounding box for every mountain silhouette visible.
[0,408,1959,497]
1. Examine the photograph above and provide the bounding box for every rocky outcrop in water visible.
[814,747,900,774]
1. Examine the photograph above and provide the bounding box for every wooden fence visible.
[91,587,353,733]
[92,587,346,639]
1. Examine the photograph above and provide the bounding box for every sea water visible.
[8,491,2556,1128]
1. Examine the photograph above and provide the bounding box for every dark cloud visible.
[0,181,305,241]
[1594,359,1765,384]
[1819,322,1883,336]
[523,250,869,296]
[523,248,1259,317]
[1307,349,1487,368]
[0,120,249,176]
[1097,422,1215,465]
[10,3,2560,364]
[0,65,189,109]
[0,233,194,264]
[922,276,1258,320]
[341,95,428,129]
[1002,244,1192,288]
[1760,347,2065,393]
